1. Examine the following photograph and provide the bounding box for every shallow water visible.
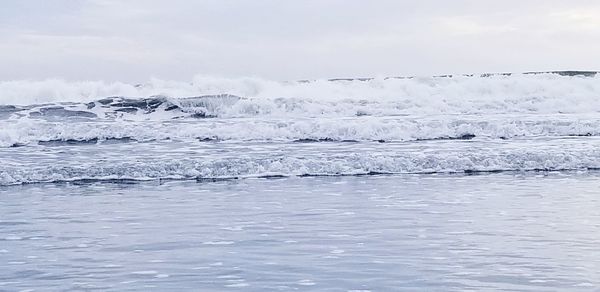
[2,74,600,291]
[2,173,600,291]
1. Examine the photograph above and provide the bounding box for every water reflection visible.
[1,173,599,291]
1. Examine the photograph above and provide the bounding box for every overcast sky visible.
[1,0,600,82]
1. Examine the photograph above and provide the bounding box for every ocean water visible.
[2,174,600,291]
[1,73,600,290]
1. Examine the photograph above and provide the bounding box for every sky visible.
[1,0,600,82]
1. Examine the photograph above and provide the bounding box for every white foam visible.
[2,146,599,185]
[1,74,600,117]
[1,115,598,147]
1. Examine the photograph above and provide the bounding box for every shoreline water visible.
[1,72,599,290]
[2,173,599,291]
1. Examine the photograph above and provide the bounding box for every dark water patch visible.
[455,134,476,140]
[568,133,597,137]
[417,134,476,141]
[463,169,507,175]
[2,178,155,188]
[114,107,138,113]
[87,95,242,118]
[29,107,97,118]
[165,105,179,111]
[69,178,144,186]
[258,174,288,179]
[298,171,394,178]
[197,137,219,142]
[110,98,165,111]
[196,177,239,183]
[39,138,99,146]
[294,138,334,143]
[97,98,114,105]
[190,112,216,118]
[525,70,598,77]
[95,97,170,114]
[0,105,20,112]
[37,137,136,146]
[0,105,23,119]
[462,168,600,175]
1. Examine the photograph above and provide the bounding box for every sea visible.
[1,72,600,291]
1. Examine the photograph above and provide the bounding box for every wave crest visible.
[1,73,600,117]
[2,148,600,185]
[1,116,600,147]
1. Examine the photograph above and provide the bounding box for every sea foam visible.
[1,73,599,116]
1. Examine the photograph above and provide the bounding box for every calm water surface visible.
[2,173,600,291]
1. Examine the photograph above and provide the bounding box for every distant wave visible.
[1,72,600,117]
[2,147,600,186]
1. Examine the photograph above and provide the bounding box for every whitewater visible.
[3,72,600,291]
[1,72,600,185]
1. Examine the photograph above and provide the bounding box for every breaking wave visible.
[1,72,599,117]
[1,116,600,147]
[2,146,600,185]
[2,72,600,186]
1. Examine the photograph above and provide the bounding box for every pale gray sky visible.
[1,0,600,82]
